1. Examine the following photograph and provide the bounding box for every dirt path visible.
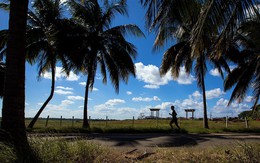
[88,133,260,149]
[31,132,260,150]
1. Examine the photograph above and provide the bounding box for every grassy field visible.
[1,137,259,162]
[25,118,260,133]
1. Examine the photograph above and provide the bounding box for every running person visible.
[169,105,180,130]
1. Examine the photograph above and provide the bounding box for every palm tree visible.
[25,0,74,128]
[141,0,230,128]
[224,15,260,113]
[0,62,5,98]
[1,0,33,160]
[68,0,144,128]
[0,0,77,128]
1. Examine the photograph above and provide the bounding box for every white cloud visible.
[79,82,86,86]
[211,98,251,117]
[132,96,161,102]
[190,88,225,100]
[67,96,84,101]
[79,82,99,91]
[135,62,195,88]
[42,67,80,81]
[126,91,132,95]
[54,89,73,95]
[144,84,160,89]
[135,62,172,88]
[56,86,73,91]
[175,67,196,84]
[209,68,221,77]
[105,99,125,106]
[92,87,99,91]
[61,100,74,106]
[192,91,201,99]
[206,88,225,99]
[244,96,253,103]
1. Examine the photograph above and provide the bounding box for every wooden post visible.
[106,116,108,127]
[226,116,228,128]
[132,116,135,127]
[156,117,158,128]
[60,116,62,127]
[45,115,49,127]
[245,117,249,128]
[72,116,74,127]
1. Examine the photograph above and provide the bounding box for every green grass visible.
[1,138,260,163]
[25,118,260,134]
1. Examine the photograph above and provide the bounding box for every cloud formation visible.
[135,62,195,88]
[42,67,80,81]
[132,96,161,102]
[67,96,84,101]
[54,89,73,95]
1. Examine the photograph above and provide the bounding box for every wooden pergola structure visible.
[150,108,160,118]
[185,109,195,119]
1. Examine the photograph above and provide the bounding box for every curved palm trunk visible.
[28,61,55,128]
[83,75,90,128]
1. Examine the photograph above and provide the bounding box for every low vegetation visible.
[1,138,259,163]
[25,119,260,134]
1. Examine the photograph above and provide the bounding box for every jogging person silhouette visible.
[169,105,180,130]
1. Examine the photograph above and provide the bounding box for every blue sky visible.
[0,1,255,120]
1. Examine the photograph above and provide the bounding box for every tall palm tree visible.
[0,0,77,128]
[68,0,144,128]
[224,15,260,113]
[25,0,73,128]
[1,0,33,160]
[141,0,230,128]
[0,62,5,98]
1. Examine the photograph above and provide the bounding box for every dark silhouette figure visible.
[169,105,180,130]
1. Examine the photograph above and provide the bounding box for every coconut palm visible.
[0,62,5,98]
[224,15,260,112]
[68,0,144,128]
[25,0,77,128]
[1,0,31,159]
[141,0,230,128]
[0,0,79,128]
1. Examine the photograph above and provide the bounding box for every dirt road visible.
[33,132,260,149]
[87,133,260,149]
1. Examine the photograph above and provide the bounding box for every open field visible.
[25,118,260,133]
[1,136,260,163]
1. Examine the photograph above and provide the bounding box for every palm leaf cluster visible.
[224,14,260,112]
[141,0,259,128]
[0,0,144,128]
[67,0,144,127]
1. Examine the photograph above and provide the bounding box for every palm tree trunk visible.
[83,75,90,128]
[0,0,38,161]
[28,61,56,128]
[200,56,209,129]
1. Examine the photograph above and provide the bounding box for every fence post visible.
[226,116,228,128]
[106,116,108,127]
[245,117,249,128]
[132,116,135,127]
[72,116,74,127]
[60,116,62,127]
[156,117,158,128]
[45,115,49,127]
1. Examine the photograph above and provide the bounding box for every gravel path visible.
[30,132,260,149]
